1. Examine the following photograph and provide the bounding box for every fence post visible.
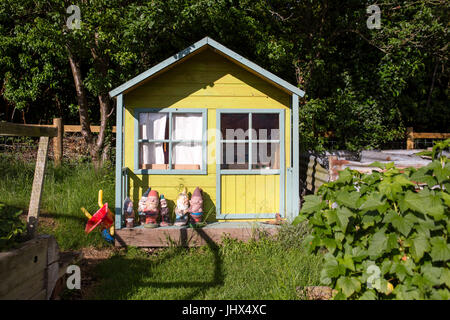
[406,127,414,150]
[53,118,63,166]
[27,136,50,238]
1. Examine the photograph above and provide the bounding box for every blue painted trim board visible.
[115,94,123,230]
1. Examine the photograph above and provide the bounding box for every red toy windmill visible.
[85,202,114,234]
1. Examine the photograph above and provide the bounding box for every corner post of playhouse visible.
[291,93,300,220]
[114,94,124,230]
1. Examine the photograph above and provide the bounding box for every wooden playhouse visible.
[109,37,305,246]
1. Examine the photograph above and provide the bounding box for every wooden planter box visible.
[0,235,61,300]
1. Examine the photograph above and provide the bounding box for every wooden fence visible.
[321,127,449,150]
[6,118,117,165]
[406,127,450,150]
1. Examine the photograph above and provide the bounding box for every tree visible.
[0,0,142,166]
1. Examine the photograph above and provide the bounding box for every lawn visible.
[86,229,322,300]
[0,155,322,299]
[0,154,114,250]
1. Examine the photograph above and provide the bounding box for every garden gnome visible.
[123,197,134,228]
[144,189,160,228]
[188,187,203,225]
[174,188,189,226]
[159,194,171,227]
[138,187,151,225]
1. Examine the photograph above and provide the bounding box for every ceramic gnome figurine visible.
[138,188,151,225]
[123,197,134,228]
[159,194,171,227]
[188,187,203,226]
[174,188,189,226]
[143,189,160,228]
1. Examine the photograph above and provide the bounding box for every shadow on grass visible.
[92,228,224,300]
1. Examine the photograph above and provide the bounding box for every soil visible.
[57,246,122,300]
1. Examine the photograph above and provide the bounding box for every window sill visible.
[133,169,207,175]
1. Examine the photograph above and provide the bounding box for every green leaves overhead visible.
[297,156,449,300]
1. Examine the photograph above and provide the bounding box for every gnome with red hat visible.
[188,187,203,226]
[143,189,160,228]
[138,187,151,225]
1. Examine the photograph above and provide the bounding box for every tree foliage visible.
[0,0,448,155]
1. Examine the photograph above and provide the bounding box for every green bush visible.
[294,155,450,300]
[0,203,26,251]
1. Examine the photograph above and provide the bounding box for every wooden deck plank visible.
[115,222,279,247]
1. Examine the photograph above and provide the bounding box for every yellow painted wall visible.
[123,48,291,220]
[221,175,280,214]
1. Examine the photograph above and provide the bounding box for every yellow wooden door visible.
[216,109,285,220]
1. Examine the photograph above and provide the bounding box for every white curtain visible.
[172,113,202,168]
[140,113,167,166]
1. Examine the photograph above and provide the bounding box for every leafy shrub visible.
[294,155,450,300]
[0,203,26,251]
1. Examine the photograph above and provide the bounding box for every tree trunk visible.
[426,61,439,111]
[67,46,101,165]
[91,31,113,167]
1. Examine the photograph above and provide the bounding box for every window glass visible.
[139,113,168,140]
[172,113,203,141]
[251,142,280,170]
[172,142,202,170]
[220,113,249,141]
[138,112,204,171]
[139,142,168,169]
[220,143,249,170]
[219,112,280,171]
[251,114,279,140]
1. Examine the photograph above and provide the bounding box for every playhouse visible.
[109,37,305,243]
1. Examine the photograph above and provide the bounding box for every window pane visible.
[251,113,279,140]
[172,142,202,170]
[172,113,203,141]
[139,113,169,140]
[221,142,249,170]
[251,142,280,170]
[221,113,249,141]
[139,142,168,169]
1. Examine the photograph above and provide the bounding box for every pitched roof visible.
[109,37,305,98]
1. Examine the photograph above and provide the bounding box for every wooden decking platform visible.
[114,222,281,247]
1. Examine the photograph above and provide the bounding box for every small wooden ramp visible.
[114,222,281,247]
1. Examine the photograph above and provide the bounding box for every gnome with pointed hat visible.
[159,194,171,227]
[138,187,151,225]
[189,187,204,226]
[174,188,189,226]
[143,189,160,228]
[123,197,135,228]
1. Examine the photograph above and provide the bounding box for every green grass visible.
[87,225,322,300]
[0,155,115,250]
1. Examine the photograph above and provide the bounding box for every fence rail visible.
[0,122,57,138]
[407,127,450,150]
[1,118,117,165]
